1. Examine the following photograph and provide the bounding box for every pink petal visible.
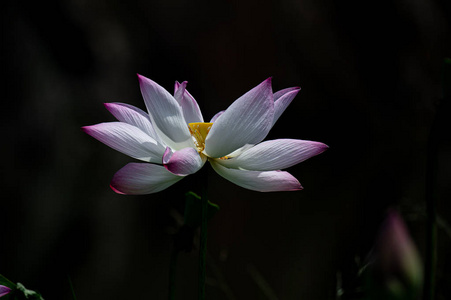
[204,78,274,158]
[273,87,300,101]
[0,285,11,297]
[210,161,302,192]
[110,163,184,195]
[104,102,162,144]
[163,147,206,176]
[272,87,300,127]
[217,139,328,171]
[82,122,166,163]
[174,81,204,124]
[138,74,194,150]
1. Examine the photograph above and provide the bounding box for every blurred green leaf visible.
[15,283,44,300]
[0,279,44,300]
[0,274,16,290]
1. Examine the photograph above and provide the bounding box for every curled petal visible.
[111,163,184,195]
[174,81,204,124]
[104,102,162,144]
[138,74,194,150]
[82,122,166,163]
[210,160,302,192]
[163,147,206,176]
[272,87,300,127]
[205,78,274,158]
[217,139,328,171]
[162,147,173,165]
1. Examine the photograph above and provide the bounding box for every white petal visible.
[224,144,254,158]
[217,139,328,171]
[104,102,163,144]
[138,74,194,150]
[82,122,165,163]
[174,81,204,124]
[204,78,274,158]
[210,160,302,192]
[272,87,300,127]
[163,147,206,176]
[110,163,183,194]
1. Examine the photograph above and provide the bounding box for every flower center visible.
[188,122,213,152]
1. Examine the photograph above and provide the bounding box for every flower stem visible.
[423,58,451,300]
[199,170,209,300]
[168,247,179,300]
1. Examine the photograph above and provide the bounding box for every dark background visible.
[1,0,451,299]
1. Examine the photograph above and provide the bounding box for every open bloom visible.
[83,75,328,194]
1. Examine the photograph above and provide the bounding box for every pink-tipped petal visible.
[138,74,194,150]
[110,163,184,195]
[82,122,165,163]
[210,110,225,123]
[210,160,302,192]
[0,285,11,297]
[163,147,206,176]
[217,139,328,171]
[174,81,204,124]
[174,81,181,93]
[104,102,162,143]
[273,87,300,101]
[272,87,300,127]
[204,78,274,158]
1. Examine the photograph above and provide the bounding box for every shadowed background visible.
[1,0,451,299]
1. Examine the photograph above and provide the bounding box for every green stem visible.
[424,144,437,300]
[423,58,450,300]
[199,173,208,300]
[67,275,77,300]
[168,247,179,300]
[424,107,438,300]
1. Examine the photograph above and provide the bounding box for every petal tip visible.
[307,142,329,158]
[318,142,329,153]
[285,87,301,97]
[137,73,148,84]
[81,125,91,134]
[110,183,126,195]
[103,102,114,112]
[284,88,301,99]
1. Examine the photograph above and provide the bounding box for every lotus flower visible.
[83,75,328,194]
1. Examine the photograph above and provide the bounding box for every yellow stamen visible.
[188,122,213,152]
